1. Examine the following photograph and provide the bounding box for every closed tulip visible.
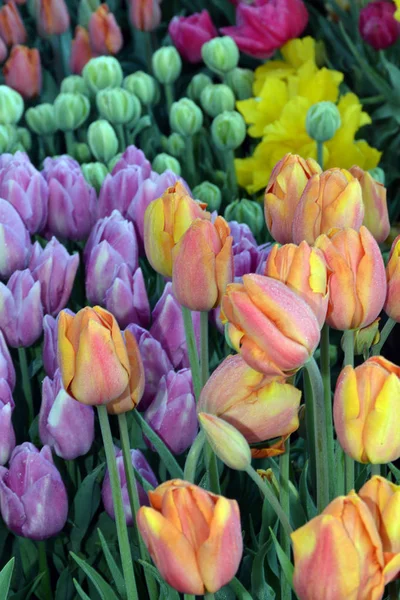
[315,227,386,330]
[144,181,210,278]
[384,234,400,322]
[0,379,15,465]
[168,10,218,63]
[350,166,390,243]
[264,153,321,244]
[0,2,26,46]
[172,217,234,312]
[71,26,93,75]
[333,356,400,464]
[89,4,123,56]
[0,199,31,280]
[292,168,364,245]
[198,354,301,444]
[265,241,328,327]
[104,265,150,329]
[35,0,70,36]
[221,274,320,376]
[3,46,42,99]
[0,331,15,391]
[0,270,43,347]
[359,475,400,553]
[291,491,400,600]
[137,480,243,594]
[128,0,162,31]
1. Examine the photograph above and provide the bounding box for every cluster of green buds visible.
[0,86,31,154]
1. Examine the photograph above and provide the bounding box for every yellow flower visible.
[394,0,400,21]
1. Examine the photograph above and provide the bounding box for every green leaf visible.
[138,560,179,600]
[70,552,120,600]
[269,529,295,593]
[73,579,92,600]
[0,557,15,596]
[55,568,75,600]
[251,541,276,600]
[70,463,105,552]
[299,462,317,520]
[228,576,254,600]
[388,463,400,483]
[9,573,44,600]
[18,538,38,579]
[97,529,125,597]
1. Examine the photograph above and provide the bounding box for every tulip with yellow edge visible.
[359,475,400,554]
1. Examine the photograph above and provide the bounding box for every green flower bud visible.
[162,132,185,157]
[17,127,32,152]
[201,36,239,76]
[54,93,90,132]
[83,56,123,95]
[152,46,182,85]
[193,181,222,213]
[123,71,158,106]
[306,101,341,143]
[224,198,264,236]
[108,153,122,172]
[96,88,141,125]
[88,119,119,163]
[61,75,90,97]
[81,161,108,193]
[170,98,203,137]
[0,86,24,125]
[0,125,14,153]
[225,67,254,100]
[152,153,181,175]
[73,142,92,163]
[78,0,100,28]
[368,167,385,185]
[200,84,235,118]
[25,104,57,136]
[211,110,246,151]
[187,73,213,103]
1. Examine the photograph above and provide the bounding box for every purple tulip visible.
[0,442,68,539]
[43,310,75,378]
[102,448,158,526]
[39,369,94,460]
[42,155,82,179]
[29,238,79,317]
[150,282,200,370]
[98,166,151,220]
[0,151,31,170]
[144,369,198,455]
[126,324,173,411]
[0,270,43,347]
[0,199,32,280]
[104,265,150,329]
[111,146,152,175]
[0,379,15,466]
[0,331,15,391]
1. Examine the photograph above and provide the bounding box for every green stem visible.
[320,324,335,500]
[38,541,52,600]
[204,441,221,495]
[342,330,354,493]
[372,317,396,355]
[118,413,158,600]
[279,440,291,600]
[97,406,138,600]
[225,149,238,199]
[18,347,34,426]
[303,368,317,494]
[359,94,385,104]
[64,130,75,157]
[204,594,215,600]
[183,596,195,600]
[245,465,292,538]
[184,430,205,482]
[44,134,56,156]
[304,357,330,513]
[184,136,197,188]
[229,577,253,600]
[115,124,126,153]
[164,83,174,113]
[200,311,209,388]
[181,306,201,400]
[317,140,324,169]
[370,463,380,476]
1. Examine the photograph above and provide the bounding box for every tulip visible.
[0,38,7,63]
[265,241,329,327]
[0,270,43,348]
[333,356,400,464]
[137,480,243,594]
[35,0,70,36]
[168,10,217,63]
[0,199,31,280]
[291,491,400,600]
[128,0,162,31]
[198,354,301,444]
[349,166,390,243]
[221,274,320,376]
[71,26,94,75]
[150,282,200,370]
[359,1,400,50]
[43,315,57,378]
[0,379,15,465]
[39,369,94,460]
[98,163,152,220]
[359,475,400,553]
[104,265,150,329]
[144,181,210,278]
[263,154,321,244]
[172,217,234,312]
[292,168,364,245]
[0,2,26,46]
[42,155,82,178]
[3,46,42,99]
[89,4,123,56]
[199,412,252,471]
[384,234,400,322]
[315,226,386,330]
[144,369,197,455]
[102,448,158,525]
[0,331,15,391]
[0,442,68,539]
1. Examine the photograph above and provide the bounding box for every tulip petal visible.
[107,330,145,415]
[57,310,76,391]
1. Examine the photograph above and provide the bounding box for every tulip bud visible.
[152,46,182,85]
[96,87,140,126]
[352,319,380,356]
[359,1,400,50]
[0,443,68,540]
[211,111,246,151]
[224,198,264,236]
[123,71,158,106]
[0,125,13,152]
[128,0,161,32]
[35,0,70,37]
[170,97,203,137]
[3,46,42,100]
[88,119,119,163]
[0,380,15,465]
[81,161,108,192]
[0,2,26,46]
[82,56,123,94]
[54,93,90,132]
[104,265,150,329]
[152,153,181,176]
[359,475,400,553]
[200,84,235,118]
[162,132,185,158]
[385,234,400,322]
[202,36,239,76]
[61,75,90,96]
[70,26,94,75]
[306,101,341,143]
[26,103,57,137]
[0,85,23,125]
[39,370,94,460]
[193,181,221,213]
[187,73,213,103]
[225,67,254,100]
[0,199,31,279]
[349,165,390,243]
[199,412,251,470]
[169,10,218,63]
[89,4,123,56]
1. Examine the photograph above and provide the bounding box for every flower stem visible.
[200,311,209,388]
[370,463,380,476]
[373,317,396,355]
[184,136,197,188]
[38,541,52,600]
[320,324,335,501]
[184,430,205,482]
[225,149,238,199]
[279,440,291,600]
[204,441,221,495]
[303,368,317,493]
[97,406,138,600]
[164,84,174,114]
[115,124,126,153]
[342,330,354,492]
[181,306,201,400]
[317,140,324,169]
[64,130,75,157]
[18,347,34,427]
[204,594,215,600]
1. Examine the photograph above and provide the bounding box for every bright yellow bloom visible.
[395,0,400,21]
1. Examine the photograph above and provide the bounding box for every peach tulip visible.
[3,46,42,99]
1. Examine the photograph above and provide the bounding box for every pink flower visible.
[129,0,162,32]
[168,10,218,63]
[3,46,42,99]
[71,26,94,75]
[221,0,308,59]
[359,1,400,50]
[89,4,123,56]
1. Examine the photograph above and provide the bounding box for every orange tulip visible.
[89,4,123,56]
[0,2,26,46]
[70,26,94,75]
[384,234,400,322]
[359,476,400,554]
[129,0,162,32]
[137,480,243,594]
[35,0,70,37]
[315,226,386,330]
[264,153,321,244]
[350,166,390,244]
[3,46,42,99]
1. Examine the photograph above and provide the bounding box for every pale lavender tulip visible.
[104,265,150,329]
[229,221,270,280]
[29,238,79,316]
[0,199,31,280]
[42,155,82,179]
[98,166,151,219]
[84,210,138,270]
[0,379,15,466]
[0,331,15,391]
[39,370,94,460]
[0,270,43,347]
[42,310,75,378]
[102,448,158,526]
[0,442,68,540]
[111,146,152,175]
[144,369,198,455]
[85,241,125,305]
[0,151,31,170]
